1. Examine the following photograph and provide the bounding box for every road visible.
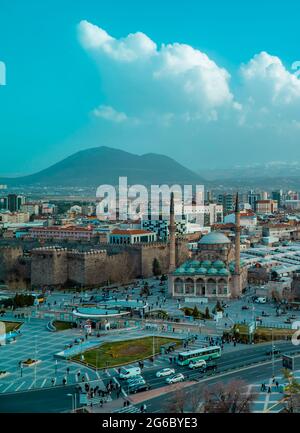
[1,340,300,413]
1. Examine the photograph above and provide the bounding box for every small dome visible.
[213,260,225,269]
[199,232,231,245]
[190,260,201,267]
[197,267,207,274]
[219,268,229,276]
[187,268,196,273]
[202,260,212,268]
[207,267,218,275]
[175,267,186,274]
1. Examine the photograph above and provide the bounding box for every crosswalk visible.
[114,405,141,413]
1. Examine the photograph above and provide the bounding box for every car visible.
[242,305,250,310]
[126,376,145,386]
[119,367,142,380]
[156,368,175,378]
[189,359,206,370]
[266,348,281,356]
[128,383,151,394]
[166,373,185,384]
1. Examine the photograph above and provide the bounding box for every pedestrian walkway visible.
[250,370,300,412]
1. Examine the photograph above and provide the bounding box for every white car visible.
[189,359,206,370]
[156,368,175,378]
[166,373,185,384]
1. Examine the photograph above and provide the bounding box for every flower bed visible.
[21,359,41,367]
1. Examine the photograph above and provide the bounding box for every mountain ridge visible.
[0,146,205,187]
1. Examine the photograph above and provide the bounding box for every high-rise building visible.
[247,190,261,210]
[217,193,235,214]
[272,190,282,207]
[7,194,26,212]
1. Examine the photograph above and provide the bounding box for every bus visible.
[177,345,221,366]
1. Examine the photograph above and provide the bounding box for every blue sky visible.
[1,0,300,175]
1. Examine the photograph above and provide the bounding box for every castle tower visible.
[169,192,176,272]
[233,192,241,297]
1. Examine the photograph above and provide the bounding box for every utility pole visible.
[271,328,275,378]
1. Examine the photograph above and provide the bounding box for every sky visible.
[1,0,300,176]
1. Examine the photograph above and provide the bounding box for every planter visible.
[22,359,41,368]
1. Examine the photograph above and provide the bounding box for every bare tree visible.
[202,380,256,413]
[164,387,187,413]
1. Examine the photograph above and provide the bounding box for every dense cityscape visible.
[1,184,300,414]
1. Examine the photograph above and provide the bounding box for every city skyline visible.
[1,0,300,175]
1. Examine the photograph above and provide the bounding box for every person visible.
[268,386,271,394]
[51,378,55,386]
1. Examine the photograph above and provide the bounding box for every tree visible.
[204,307,210,319]
[282,369,300,412]
[215,300,224,312]
[192,305,200,319]
[152,258,162,276]
[164,387,186,413]
[202,380,256,413]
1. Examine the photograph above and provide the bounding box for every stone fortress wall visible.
[0,240,189,289]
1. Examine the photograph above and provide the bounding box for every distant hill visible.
[0,146,204,187]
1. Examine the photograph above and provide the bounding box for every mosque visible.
[168,193,248,299]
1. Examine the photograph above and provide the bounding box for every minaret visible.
[233,192,241,297]
[169,192,176,272]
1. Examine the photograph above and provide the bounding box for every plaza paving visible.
[250,374,293,413]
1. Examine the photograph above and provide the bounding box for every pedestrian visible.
[268,386,271,394]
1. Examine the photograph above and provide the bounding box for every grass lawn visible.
[72,336,182,369]
[232,324,294,342]
[53,321,74,331]
[1,321,23,333]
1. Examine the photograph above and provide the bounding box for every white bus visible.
[177,345,221,366]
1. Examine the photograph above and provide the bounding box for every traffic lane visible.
[104,342,300,394]
[144,357,300,413]
[0,384,79,413]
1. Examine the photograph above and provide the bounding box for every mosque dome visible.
[218,268,229,276]
[199,232,231,245]
[197,267,207,275]
[213,260,225,269]
[207,267,218,275]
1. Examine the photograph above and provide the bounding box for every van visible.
[119,367,141,380]
[188,359,206,370]
[255,297,267,304]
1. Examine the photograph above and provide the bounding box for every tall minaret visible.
[233,192,241,297]
[169,192,176,272]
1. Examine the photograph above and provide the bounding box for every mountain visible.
[0,146,204,187]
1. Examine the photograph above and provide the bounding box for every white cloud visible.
[240,51,300,106]
[78,20,236,123]
[77,21,300,167]
[92,105,128,123]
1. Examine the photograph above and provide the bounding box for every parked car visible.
[166,373,185,384]
[242,306,249,310]
[156,368,175,378]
